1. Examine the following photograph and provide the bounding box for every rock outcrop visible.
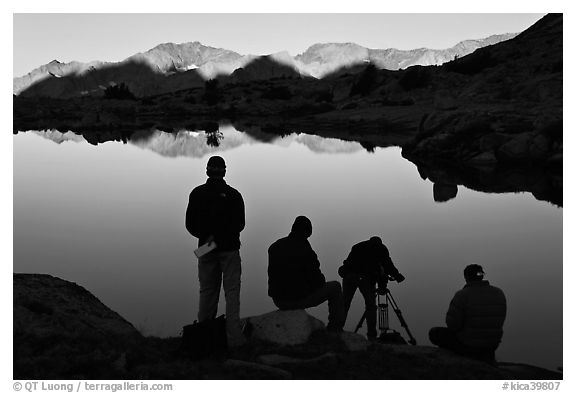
[243,310,369,350]
[244,310,325,345]
[402,13,562,170]
[13,273,141,379]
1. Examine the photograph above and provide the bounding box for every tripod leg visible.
[393,309,417,345]
[386,292,417,345]
[354,311,367,334]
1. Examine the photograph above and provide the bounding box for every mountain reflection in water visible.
[29,125,561,206]
[32,126,365,158]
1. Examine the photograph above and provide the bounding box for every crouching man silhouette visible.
[429,264,507,362]
[267,216,345,332]
[338,236,405,340]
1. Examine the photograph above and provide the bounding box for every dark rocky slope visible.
[403,13,562,167]
[14,274,141,379]
[400,13,562,206]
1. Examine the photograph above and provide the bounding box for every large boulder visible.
[14,274,141,379]
[433,183,458,202]
[244,310,325,345]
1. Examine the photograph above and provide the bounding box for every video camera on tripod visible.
[338,236,416,344]
[355,274,417,345]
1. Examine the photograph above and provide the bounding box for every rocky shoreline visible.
[13,274,562,380]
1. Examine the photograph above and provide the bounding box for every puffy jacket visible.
[185,178,245,251]
[339,239,402,283]
[446,280,507,349]
[268,233,326,302]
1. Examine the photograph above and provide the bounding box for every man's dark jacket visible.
[185,178,245,251]
[446,280,507,349]
[268,233,326,302]
[339,239,401,283]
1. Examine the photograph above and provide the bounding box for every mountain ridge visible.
[13,32,517,96]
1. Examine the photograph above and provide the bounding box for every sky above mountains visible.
[13,13,544,77]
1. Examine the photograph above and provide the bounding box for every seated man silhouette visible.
[268,216,345,332]
[429,264,507,361]
[338,236,405,340]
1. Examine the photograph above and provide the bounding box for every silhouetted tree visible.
[360,141,376,153]
[104,83,136,100]
[206,131,224,147]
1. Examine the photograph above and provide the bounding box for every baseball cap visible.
[464,264,485,281]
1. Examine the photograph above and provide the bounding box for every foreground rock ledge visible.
[13,273,562,380]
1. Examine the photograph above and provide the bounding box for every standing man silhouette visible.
[186,156,246,347]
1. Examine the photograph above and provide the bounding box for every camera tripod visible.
[354,287,417,345]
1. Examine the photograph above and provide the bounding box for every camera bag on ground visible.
[182,314,228,360]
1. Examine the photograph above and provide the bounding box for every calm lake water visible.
[13,126,562,371]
